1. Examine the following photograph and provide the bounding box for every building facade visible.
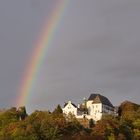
[62,94,114,122]
[63,101,77,116]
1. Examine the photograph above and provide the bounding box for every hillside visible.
[118,101,140,117]
[0,101,139,139]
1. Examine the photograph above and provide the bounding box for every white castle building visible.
[62,94,114,122]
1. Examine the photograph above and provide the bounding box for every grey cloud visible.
[0,0,140,113]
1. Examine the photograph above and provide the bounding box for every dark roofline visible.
[88,94,114,108]
[64,102,77,108]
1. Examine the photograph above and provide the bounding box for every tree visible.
[17,106,27,120]
[89,119,94,128]
[92,115,119,139]
[0,107,19,129]
[53,104,63,114]
[132,119,140,140]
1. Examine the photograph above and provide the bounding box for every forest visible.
[0,101,140,140]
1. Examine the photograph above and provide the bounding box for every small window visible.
[68,106,71,109]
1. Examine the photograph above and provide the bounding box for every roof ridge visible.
[88,93,114,107]
[97,94,102,102]
[92,94,101,103]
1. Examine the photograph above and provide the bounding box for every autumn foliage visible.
[0,102,139,140]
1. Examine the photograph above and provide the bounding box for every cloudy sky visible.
[0,0,140,113]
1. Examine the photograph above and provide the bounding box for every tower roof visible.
[88,94,114,107]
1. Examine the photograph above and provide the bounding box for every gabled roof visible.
[64,102,77,108]
[88,94,114,107]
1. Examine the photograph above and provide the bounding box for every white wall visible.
[63,100,114,122]
[62,101,77,116]
[86,100,92,115]
[86,101,102,121]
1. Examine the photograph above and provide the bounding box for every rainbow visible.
[17,0,69,107]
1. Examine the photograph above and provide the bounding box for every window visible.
[68,106,71,109]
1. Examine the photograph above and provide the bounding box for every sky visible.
[0,0,140,113]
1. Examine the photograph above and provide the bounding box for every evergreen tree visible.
[18,106,27,120]
[53,104,63,114]
[89,119,94,128]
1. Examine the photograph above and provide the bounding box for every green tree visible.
[0,107,19,129]
[89,119,94,128]
[92,115,119,139]
[133,119,140,140]
[17,106,27,120]
[53,104,63,114]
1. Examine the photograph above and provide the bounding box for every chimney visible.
[78,104,80,108]
[68,101,71,104]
